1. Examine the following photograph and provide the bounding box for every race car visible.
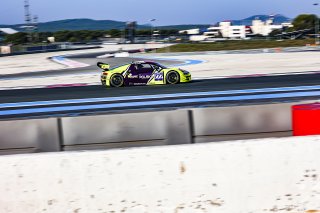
[98,61,191,87]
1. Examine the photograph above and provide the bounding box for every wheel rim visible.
[112,75,123,86]
[167,72,179,84]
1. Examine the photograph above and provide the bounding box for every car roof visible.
[132,61,157,65]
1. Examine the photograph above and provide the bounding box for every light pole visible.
[150,19,156,42]
[121,25,125,44]
[314,3,319,45]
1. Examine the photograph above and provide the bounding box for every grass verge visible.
[156,39,316,53]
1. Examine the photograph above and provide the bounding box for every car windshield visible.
[153,62,167,69]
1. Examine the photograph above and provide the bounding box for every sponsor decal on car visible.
[139,75,152,79]
[127,73,138,79]
[155,72,164,81]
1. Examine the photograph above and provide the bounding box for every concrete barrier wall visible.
[193,103,292,143]
[0,118,60,155]
[61,110,192,150]
[0,136,320,212]
[0,103,303,154]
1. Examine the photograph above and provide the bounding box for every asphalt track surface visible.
[0,72,319,102]
[1,51,320,119]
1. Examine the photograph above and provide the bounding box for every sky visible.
[0,0,319,25]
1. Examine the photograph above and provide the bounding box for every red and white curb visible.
[51,56,90,68]
[45,83,90,88]
[0,83,98,91]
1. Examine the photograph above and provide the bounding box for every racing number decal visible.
[155,72,164,81]
[101,64,110,70]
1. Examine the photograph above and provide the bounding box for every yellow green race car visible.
[98,61,191,87]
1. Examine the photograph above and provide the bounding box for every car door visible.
[136,63,154,84]
[126,64,140,85]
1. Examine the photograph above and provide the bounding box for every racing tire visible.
[166,71,180,84]
[110,74,124,87]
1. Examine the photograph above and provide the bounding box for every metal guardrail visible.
[0,103,297,155]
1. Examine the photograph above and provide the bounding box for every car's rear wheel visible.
[110,74,124,87]
[166,71,180,84]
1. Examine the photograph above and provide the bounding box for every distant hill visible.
[37,19,131,31]
[1,19,138,32]
[0,15,291,32]
[231,14,291,26]
[0,19,209,32]
[157,25,210,30]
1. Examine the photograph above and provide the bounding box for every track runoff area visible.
[1,50,320,120]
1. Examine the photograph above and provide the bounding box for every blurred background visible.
[0,0,319,54]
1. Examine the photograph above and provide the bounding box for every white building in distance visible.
[205,22,252,39]
[250,19,292,36]
[0,28,19,35]
[186,17,293,41]
[0,28,19,44]
[178,28,200,35]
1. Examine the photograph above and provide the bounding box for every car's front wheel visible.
[166,71,180,84]
[110,74,124,87]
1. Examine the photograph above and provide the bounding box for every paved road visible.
[1,50,320,119]
[1,72,320,103]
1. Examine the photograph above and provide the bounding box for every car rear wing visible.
[97,62,110,71]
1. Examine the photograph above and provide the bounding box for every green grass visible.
[156,39,316,53]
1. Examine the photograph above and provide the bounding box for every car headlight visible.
[179,69,189,75]
[182,70,190,75]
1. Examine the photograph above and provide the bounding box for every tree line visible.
[3,29,179,45]
[270,14,319,36]
[2,14,319,45]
